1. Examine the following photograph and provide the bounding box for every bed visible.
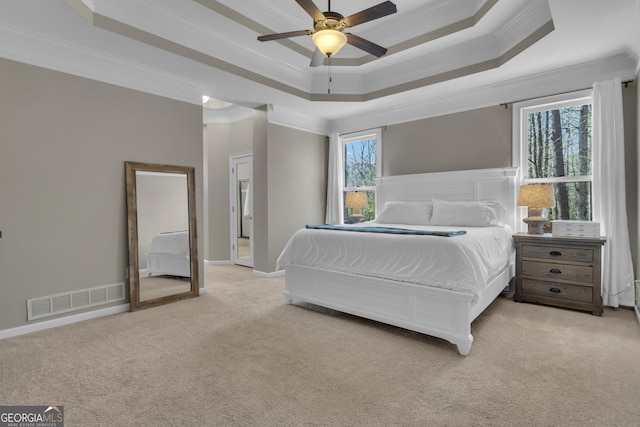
[277,167,518,356]
[146,230,191,278]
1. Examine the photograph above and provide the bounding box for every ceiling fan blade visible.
[343,1,397,28]
[296,0,325,21]
[257,29,313,42]
[310,47,324,67]
[345,33,388,57]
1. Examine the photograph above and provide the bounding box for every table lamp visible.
[346,192,368,223]
[517,184,555,234]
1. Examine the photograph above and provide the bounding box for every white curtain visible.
[592,78,635,307]
[325,132,344,224]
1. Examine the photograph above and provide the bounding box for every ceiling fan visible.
[257,0,397,67]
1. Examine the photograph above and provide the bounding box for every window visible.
[341,129,381,224]
[515,90,593,222]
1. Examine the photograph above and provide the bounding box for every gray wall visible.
[203,118,252,261]
[0,58,204,330]
[621,83,638,275]
[380,89,638,278]
[265,123,328,272]
[383,105,513,176]
[253,108,328,274]
[253,107,270,273]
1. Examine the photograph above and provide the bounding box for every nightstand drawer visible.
[521,244,594,263]
[513,233,605,315]
[521,260,593,283]
[521,279,593,303]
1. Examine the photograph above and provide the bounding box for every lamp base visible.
[523,217,547,234]
[523,208,548,235]
[349,214,363,224]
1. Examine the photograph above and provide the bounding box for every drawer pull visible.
[549,268,562,274]
[549,251,562,257]
[549,287,562,293]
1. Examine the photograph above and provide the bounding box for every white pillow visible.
[375,201,433,225]
[430,198,508,227]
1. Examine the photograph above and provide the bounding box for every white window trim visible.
[340,128,382,223]
[511,89,594,230]
[341,128,382,181]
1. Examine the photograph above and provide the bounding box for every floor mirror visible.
[125,161,199,311]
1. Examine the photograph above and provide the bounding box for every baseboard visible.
[635,306,640,326]
[199,287,207,295]
[253,269,285,278]
[205,259,232,265]
[0,303,130,340]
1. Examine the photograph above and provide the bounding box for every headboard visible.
[375,167,518,230]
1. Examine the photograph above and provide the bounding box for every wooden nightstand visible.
[513,233,606,316]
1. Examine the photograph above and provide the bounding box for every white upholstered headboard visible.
[375,167,518,230]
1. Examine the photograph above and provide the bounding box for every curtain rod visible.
[499,80,635,108]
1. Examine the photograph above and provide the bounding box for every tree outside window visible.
[518,92,593,226]
[342,129,381,223]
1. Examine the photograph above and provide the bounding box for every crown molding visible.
[496,0,552,54]
[268,104,328,135]
[0,21,202,104]
[203,105,254,125]
[202,103,327,134]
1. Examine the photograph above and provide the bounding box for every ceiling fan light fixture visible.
[312,29,347,56]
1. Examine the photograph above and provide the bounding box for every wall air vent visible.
[27,283,126,321]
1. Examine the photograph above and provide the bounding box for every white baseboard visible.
[0,303,130,340]
[205,259,232,265]
[199,287,207,295]
[253,269,285,278]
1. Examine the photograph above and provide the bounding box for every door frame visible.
[230,153,253,267]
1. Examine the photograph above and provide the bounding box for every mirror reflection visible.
[125,162,198,311]
[235,161,252,265]
[136,171,191,301]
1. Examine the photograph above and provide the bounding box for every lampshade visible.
[346,192,367,209]
[517,184,556,208]
[312,29,347,57]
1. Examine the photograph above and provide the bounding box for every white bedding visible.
[148,230,190,255]
[277,223,514,302]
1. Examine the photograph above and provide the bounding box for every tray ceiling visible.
[1,0,638,131]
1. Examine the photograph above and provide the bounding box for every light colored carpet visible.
[1,264,639,426]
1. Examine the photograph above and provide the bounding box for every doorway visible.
[230,153,253,267]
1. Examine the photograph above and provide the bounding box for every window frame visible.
[340,128,382,224]
[512,89,595,228]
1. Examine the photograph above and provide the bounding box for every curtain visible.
[592,78,635,307]
[325,132,344,224]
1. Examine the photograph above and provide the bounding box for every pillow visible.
[375,201,433,225]
[430,198,508,227]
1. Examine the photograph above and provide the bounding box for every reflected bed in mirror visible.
[125,161,199,311]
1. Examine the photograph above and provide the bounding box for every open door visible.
[230,154,253,267]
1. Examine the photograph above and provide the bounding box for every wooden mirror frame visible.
[125,161,199,311]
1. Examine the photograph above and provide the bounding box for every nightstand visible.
[513,233,606,316]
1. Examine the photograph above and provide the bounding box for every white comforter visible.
[276,223,514,300]
[148,230,190,255]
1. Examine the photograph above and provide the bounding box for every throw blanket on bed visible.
[306,224,466,237]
